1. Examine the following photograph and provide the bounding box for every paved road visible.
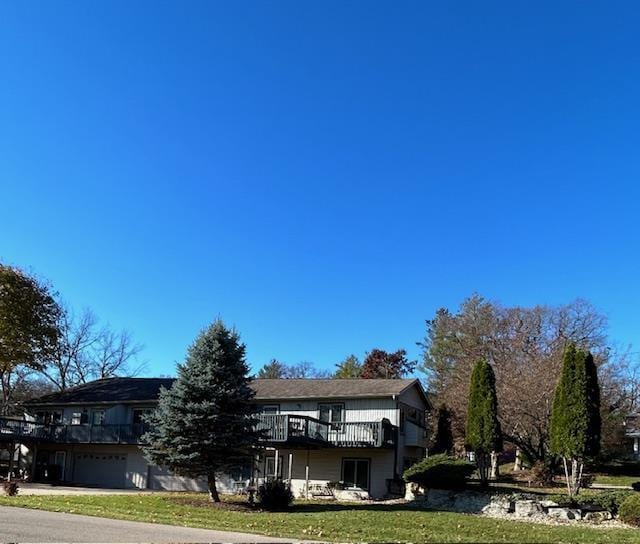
[0,505,303,543]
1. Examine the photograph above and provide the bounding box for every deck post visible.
[30,443,38,482]
[287,452,293,485]
[274,449,279,479]
[7,441,14,481]
[305,449,310,499]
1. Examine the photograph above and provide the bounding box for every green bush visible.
[619,494,640,526]
[403,454,475,490]
[257,479,293,511]
[546,490,633,514]
[581,490,633,516]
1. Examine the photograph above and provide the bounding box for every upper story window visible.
[132,408,152,425]
[35,410,62,425]
[71,410,89,425]
[318,403,344,423]
[91,410,106,426]
[258,405,279,415]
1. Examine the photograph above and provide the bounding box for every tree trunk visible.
[207,472,220,503]
[490,451,499,479]
[477,452,490,487]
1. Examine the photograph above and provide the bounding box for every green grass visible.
[593,474,638,487]
[0,493,637,543]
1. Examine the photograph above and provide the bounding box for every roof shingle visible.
[26,377,425,406]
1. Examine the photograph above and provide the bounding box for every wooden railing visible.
[255,415,395,448]
[1,415,396,448]
[255,414,329,444]
[328,420,395,448]
[0,418,147,444]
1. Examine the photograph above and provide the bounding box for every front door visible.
[54,451,66,481]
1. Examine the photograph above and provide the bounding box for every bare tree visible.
[41,306,144,391]
[420,295,628,465]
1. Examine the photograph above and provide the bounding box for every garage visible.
[72,452,127,488]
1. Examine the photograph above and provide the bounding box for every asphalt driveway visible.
[0,505,305,543]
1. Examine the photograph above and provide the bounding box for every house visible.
[625,413,640,459]
[0,377,430,499]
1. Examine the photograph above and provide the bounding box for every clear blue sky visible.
[1,2,639,376]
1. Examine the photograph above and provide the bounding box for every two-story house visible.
[0,377,430,499]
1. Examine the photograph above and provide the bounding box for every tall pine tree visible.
[142,320,259,502]
[549,343,591,496]
[431,404,454,455]
[465,360,502,486]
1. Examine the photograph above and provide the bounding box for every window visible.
[259,405,279,415]
[71,410,89,425]
[91,410,106,426]
[132,409,151,425]
[36,411,62,425]
[264,456,282,479]
[342,458,369,490]
[318,403,343,424]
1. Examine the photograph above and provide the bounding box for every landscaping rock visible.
[514,500,543,517]
[482,498,513,516]
[540,499,560,509]
[546,507,582,520]
[583,510,613,523]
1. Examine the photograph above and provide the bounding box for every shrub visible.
[2,481,18,496]
[257,479,293,511]
[619,493,640,526]
[529,461,555,487]
[581,490,632,515]
[403,454,475,490]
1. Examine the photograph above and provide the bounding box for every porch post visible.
[305,449,310,499]
[30,443,38,482]
[287,452,293,485]
[274,449,279,479]
[7,441,14,481]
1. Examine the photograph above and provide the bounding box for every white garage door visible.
[73,452,127,488]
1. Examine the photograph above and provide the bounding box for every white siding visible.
[270,447,396,499]
[273,398,397,424]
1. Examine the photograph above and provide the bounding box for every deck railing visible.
[255,415,395,448]
[328,420,395,448]
[1,415,396,448]
[0,418,147,444]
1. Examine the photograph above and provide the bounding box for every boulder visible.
[514,500,543,517]
[482,498,513,516]
[583,510,613,523]
[547,507,582,520]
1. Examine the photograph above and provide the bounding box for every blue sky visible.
[1,2,639,376]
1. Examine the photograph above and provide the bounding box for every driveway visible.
[17,482,156,495]
[0,505,306,543]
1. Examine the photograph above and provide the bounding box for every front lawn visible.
[0,493,637,543]
[593,474,638,487]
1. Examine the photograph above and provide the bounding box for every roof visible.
[252,379,425,401]
[26,378,175,406]
[26,377,429,407]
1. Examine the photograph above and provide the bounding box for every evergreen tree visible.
[549,343,591,496]
[465,360,502,486]
[333,355,362,378]
[142,320,259,502]
[585,352,601,457]
[256,359,287,379]
[431,404,454,454]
